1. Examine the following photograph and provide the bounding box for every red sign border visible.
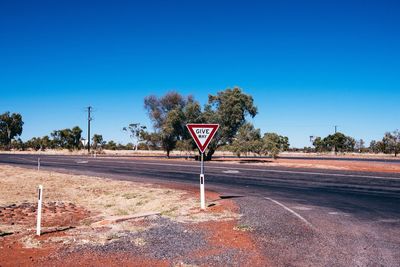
[186,124,219,153]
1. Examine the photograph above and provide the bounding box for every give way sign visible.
[186,124,219,153]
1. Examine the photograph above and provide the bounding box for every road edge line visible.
[264,197,314,229]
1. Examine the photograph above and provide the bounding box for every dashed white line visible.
[222,170,240,174]
[265,197,314,228]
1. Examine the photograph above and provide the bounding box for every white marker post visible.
[186,124,219,210]
[200,153,205,209]
[36,185,43,236]
[37,157,40,171]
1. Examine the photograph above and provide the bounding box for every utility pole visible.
[86,106,92,154]
[334,125,338,155]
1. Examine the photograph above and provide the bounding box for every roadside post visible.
[37,158,41,171]
[186,124,219,210]
[36,185,43,236]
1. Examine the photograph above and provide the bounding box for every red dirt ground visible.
[0,202,90,227]
[0,188,267,266]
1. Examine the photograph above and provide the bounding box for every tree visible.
[262,133,290,159]
[10,138,25,151]
[104,140,117,150]
[50,126,82,150]
[71,126,82,149]
[143,88,258,159]
[92,134,105,150]
[176,139,193,154]
[368,131,400,156]
[312,137,324,152]
[370,140,386,154]
[323,132,355,153]
[25,135,53,151]
[278,135,290,151]
[229,127,289,158]
[369,140,379,153]
[41,135,53,149]
[230,123,261,157]
[141,131,162,150]
[0,112,24,150]
[26,137,42,151]
[313,132,355,153]
[383,130,400,157]
[355,139,365,153]
[202,87,258,160]
[144,92,196,157]
[123,123,147,150]
[165,108,190,156]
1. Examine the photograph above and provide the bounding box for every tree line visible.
[1,87,399,158]
[369,130,400,156]
[0,112,133,151]
[307,130,400,156]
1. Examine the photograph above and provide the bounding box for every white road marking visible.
[222,170,240,174]
[292,206,313,211]
[265,197,314,228]
[76,161,88,164]
[328,212,340,215]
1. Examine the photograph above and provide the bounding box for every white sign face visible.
[192,127,211,146]
[186,124,219,153]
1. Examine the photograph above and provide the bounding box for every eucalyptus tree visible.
[0,112,24,150]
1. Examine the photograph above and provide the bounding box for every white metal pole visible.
[200,153,205,210]
[37,158,40,171]
[36,185,43,236]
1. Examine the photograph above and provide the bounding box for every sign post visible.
[36,185,43,236]
[186,124,219,210]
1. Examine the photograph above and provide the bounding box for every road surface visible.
[1,153,399,266]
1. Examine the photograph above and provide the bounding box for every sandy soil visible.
[0,165,266,266]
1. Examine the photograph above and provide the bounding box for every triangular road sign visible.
[186,124,219,153]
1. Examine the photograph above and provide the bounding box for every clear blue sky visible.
[1,0,399,148]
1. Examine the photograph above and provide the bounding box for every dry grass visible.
[0,164,238,247]
[0,165,187,218]
[0,164,239,252]
[0,165,237,221]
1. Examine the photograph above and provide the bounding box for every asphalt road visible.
[1,153,400,266]
[92,153,400,164]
